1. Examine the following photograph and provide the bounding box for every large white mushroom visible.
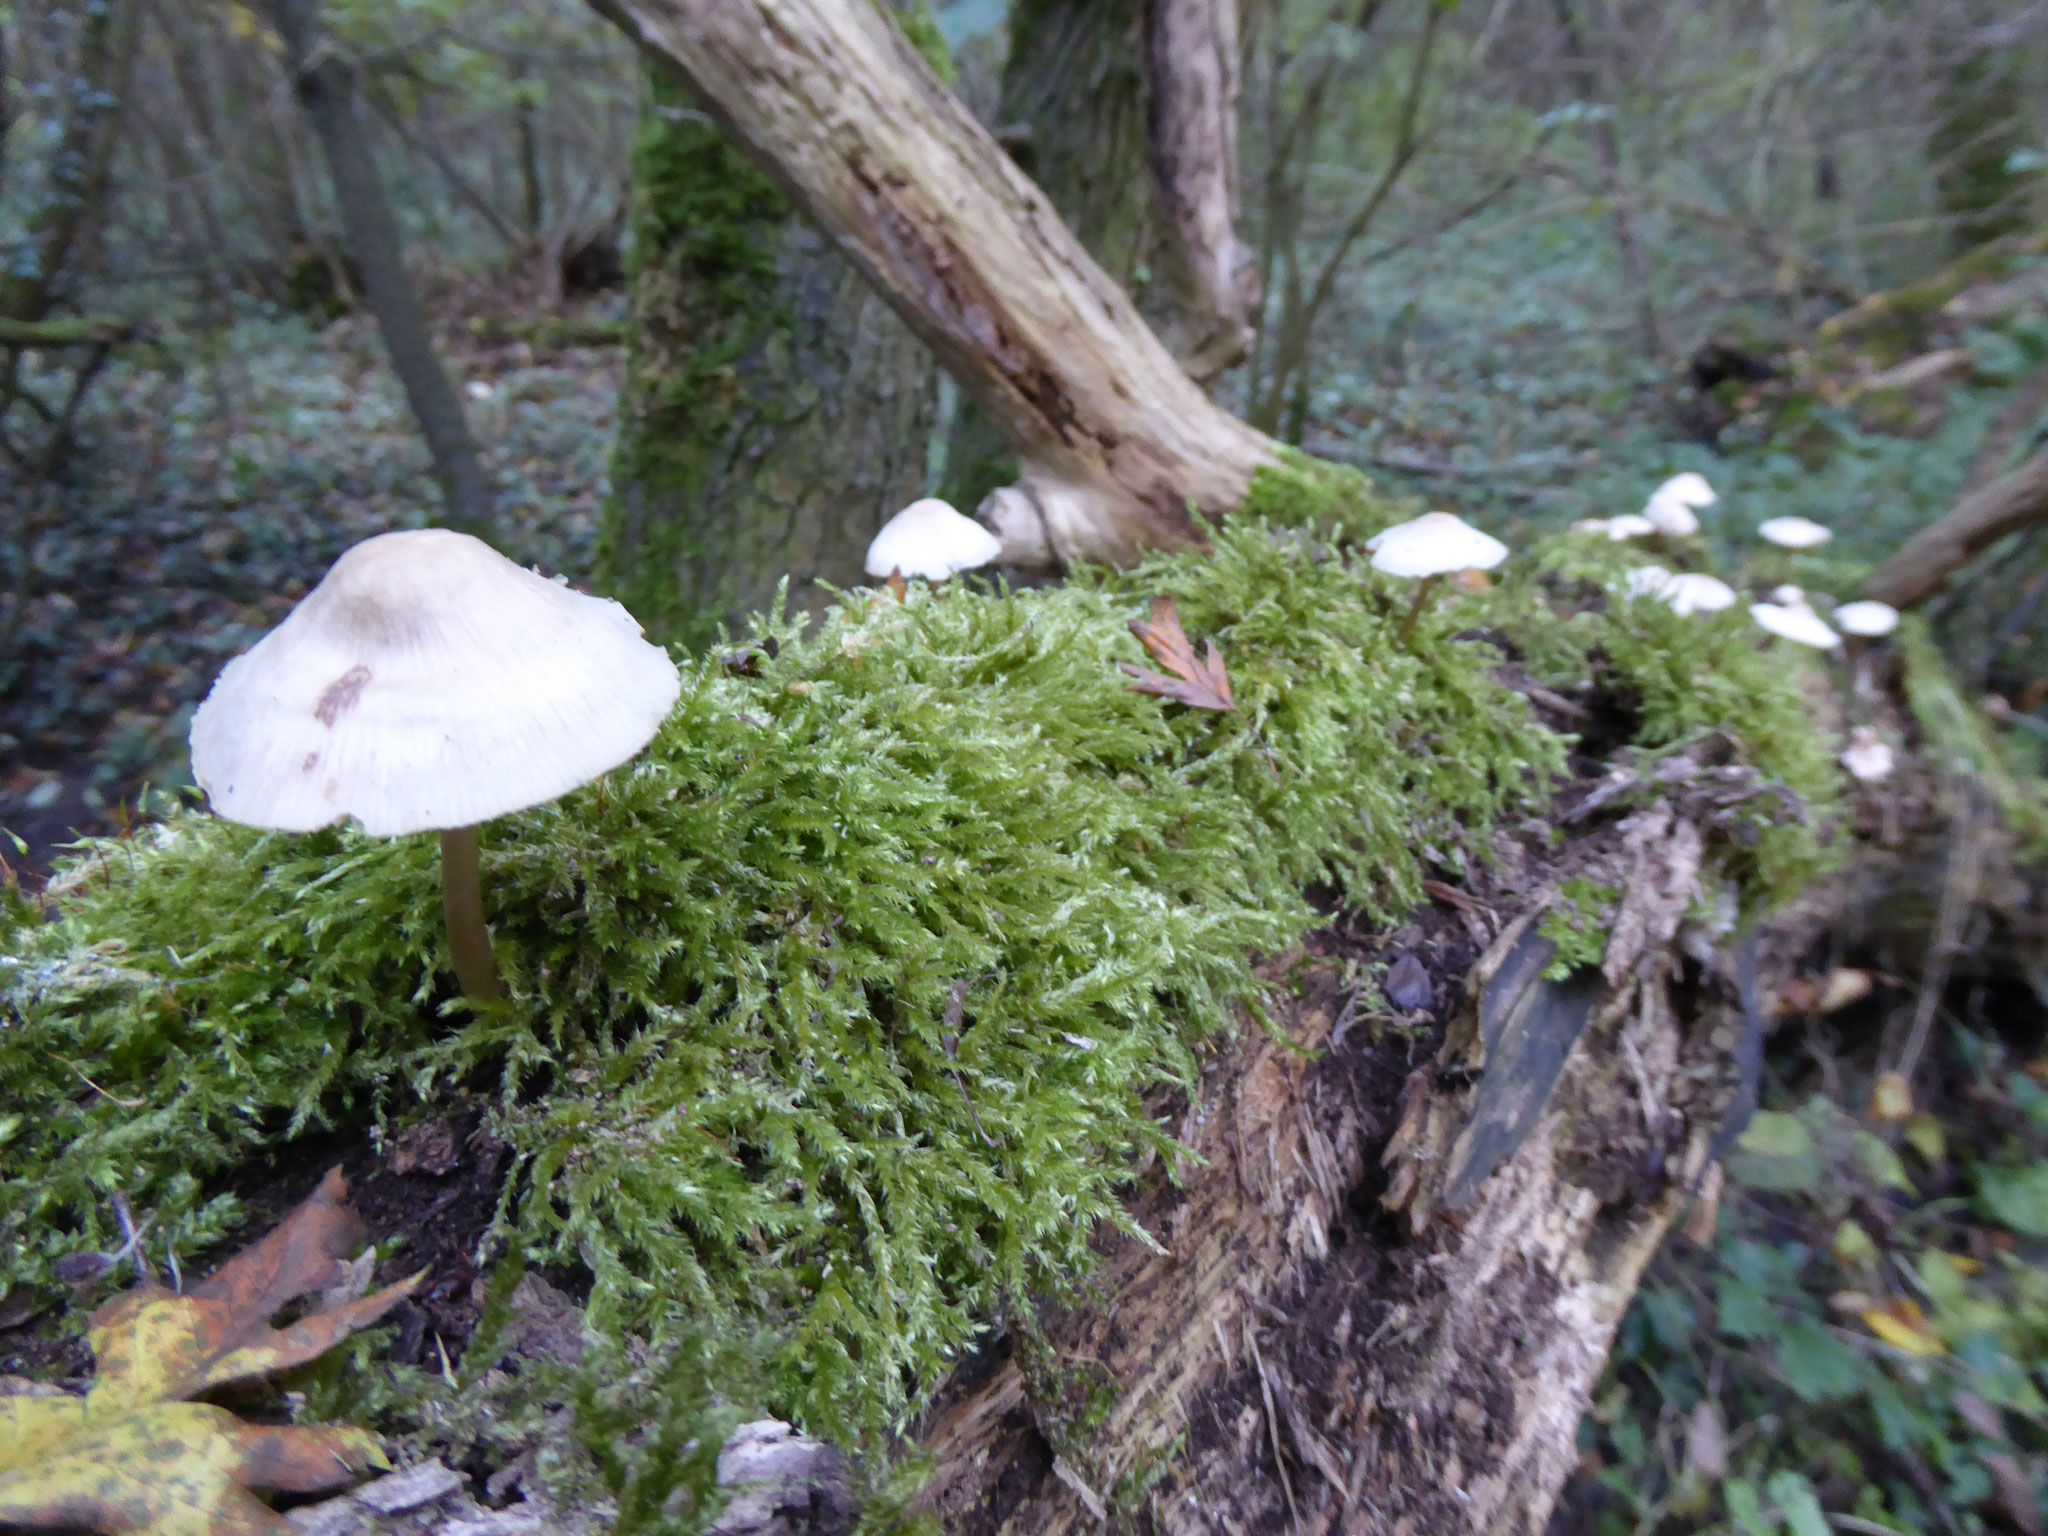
[1749,599,1841,649]
[865,497,1003,582]
[1642,472,1717,537]
[1758,516,1833,549]
[189,529,681,1000]
[1834,600,1900,637]
[1366,511,1510,642]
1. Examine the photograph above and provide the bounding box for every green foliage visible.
[1538,876,1615,979]
[1583,1042,2048,1535]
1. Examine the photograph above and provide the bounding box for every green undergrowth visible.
[1,457,1851,1451]
[1582,1032,2048,1536]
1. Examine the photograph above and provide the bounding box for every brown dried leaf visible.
[90,1167,421,1411]
[1119,596,1234,712]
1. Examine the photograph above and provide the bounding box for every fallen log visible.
[1864,447,2048,610]
[913,739,1850,1535]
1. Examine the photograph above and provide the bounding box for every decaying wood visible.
[915,749,1823,1535]
[1864,446,2048,609]
[583,0,1277,569]
[1142,0,1259,379]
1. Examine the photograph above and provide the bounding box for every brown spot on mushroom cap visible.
[315,666,373,727]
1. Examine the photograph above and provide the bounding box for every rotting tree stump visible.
[911,733,1867,1536]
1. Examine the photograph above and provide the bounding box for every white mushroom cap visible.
[1841,726,1894,782]
[1619,565,1674,598]
[1771,584,1805,604]
[1651,472,1718,509]
[1662,573,1738,615]
[189,529,681,837]
[1749,600,1841,649]
[1603,514,1656,541]
[1644,497,1699,536]
[1366,511,1509,577]
[865,497,1003,581]
[1643,474,1716,536]
[1835,600,1900,637]
[1758,516,1833,549]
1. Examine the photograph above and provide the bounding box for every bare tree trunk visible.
[268,0,494,537]
[586,0,1276,570]
[0,0,140,323]
[1864,446,2048,610]
[598,65,937,646]
[1550,0,1661,359]
[1143,0,1259,379]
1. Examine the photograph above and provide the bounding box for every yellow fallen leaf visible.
[1862,1300,1944,1356]
[0,1168,419,1536]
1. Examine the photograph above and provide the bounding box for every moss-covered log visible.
[915,763,1803,1534]
[585,0,1276,569]
[601,65,938,647]
[7,467,1913,1523]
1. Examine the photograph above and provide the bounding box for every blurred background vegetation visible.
[1,0,2046,1529]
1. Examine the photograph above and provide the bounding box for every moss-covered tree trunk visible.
[600,65,938,646]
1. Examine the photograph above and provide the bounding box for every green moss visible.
[886,0,956,82]
[1498,530,1848,913]
[1898,617,2048,858]
[0,474,1853,1457]
[1538,876,1616,979]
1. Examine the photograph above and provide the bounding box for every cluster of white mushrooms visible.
[1586,474,1905,782]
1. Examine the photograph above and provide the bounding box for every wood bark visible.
[1864,446,2048,609]
[938,0,1152,515]
[1142,0,1258,380]
[585,0,1276,570]
[913,744,1810,1534]
[269,0,494,537]
[600,66,936,645]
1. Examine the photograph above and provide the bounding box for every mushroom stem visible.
[439,825,503,1000]
[1395,574,1442,645]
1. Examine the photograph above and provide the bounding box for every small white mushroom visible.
[1758,516,1833,549]
[1662,573,1738,615]
[189,529,681,1000]
[1619,565,1675,598]
[1841,726,1894,782]
[1834,600,1900,637]
[1770,584,1804,604]
[1749,600,1841,649]
[865,497,1003,582]
[1642,472,1717,536]
[1367,511,1509,642]
[1571,514,1655,541]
